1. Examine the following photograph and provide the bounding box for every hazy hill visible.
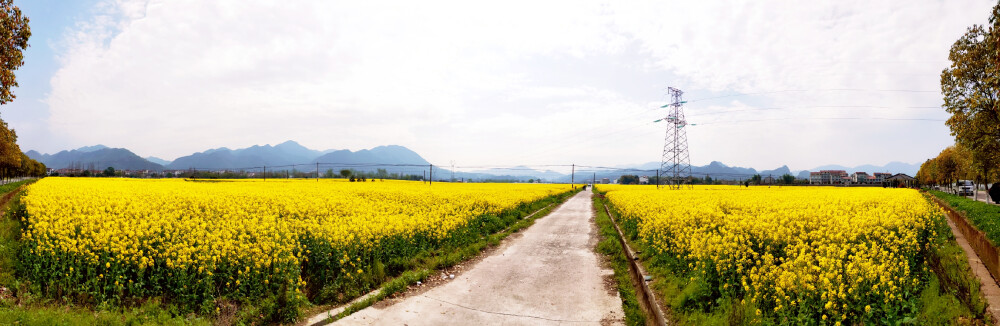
[467,166,565,180]
[758,165,792,177]
[310,145,431,165]
[27,147,164,171]
[145,156,172,166]
[694,161,759,179]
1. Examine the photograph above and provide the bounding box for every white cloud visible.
[42,0,994,169]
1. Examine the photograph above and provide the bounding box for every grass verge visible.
[319,187,582,323]
[0,180,35,287]
[921,191,992,324]
[592,194,646,325]
[929,190,1000,245]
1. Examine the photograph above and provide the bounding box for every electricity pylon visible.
[659,87,692,189]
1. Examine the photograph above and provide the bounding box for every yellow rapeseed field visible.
[18,178,571,311]
[598,185,941,324]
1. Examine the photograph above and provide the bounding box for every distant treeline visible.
[616,173,803,185]
[0,119,46,180]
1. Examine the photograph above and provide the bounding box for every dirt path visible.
[942,211,1000,324]
[332,189,624,325]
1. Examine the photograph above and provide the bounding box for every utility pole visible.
[659,87,692,190]
[429,164,433,186]
[593,172,596,186]
[656,169,660,189]
[450,160,456,182]
[263,165,266,182]
[571,164,575,189]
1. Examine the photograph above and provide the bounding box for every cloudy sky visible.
[4,0,996,171]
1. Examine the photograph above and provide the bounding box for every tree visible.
[0,0,30,105]
[704,175,713,184]
[0,117,19,180]
[917,159,939,186]
[103,166,115,177]
[936,146,960,186]
[340,169,352,178]
[618,175,639,185]
[781,174,796,185]
[941,3,1000,186]
[751,174,762,184]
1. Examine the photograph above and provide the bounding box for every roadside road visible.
[968,190,999,205]
[332,189,624,325]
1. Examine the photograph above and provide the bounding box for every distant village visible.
[807,170,915,186]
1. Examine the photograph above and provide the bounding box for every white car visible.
[957,180,974,196]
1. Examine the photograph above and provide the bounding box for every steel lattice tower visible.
[660,87,692,189]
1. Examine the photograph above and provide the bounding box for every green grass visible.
[0,299,210,326]
[0,180,34,288]
[591,194,645,325]
[595,188,989,325]
[929,190,1000,245]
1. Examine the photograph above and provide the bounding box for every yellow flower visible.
[19,178,573,310]
[598,184,940,319]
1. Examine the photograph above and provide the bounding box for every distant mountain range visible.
[26,145,163,171]
[26,141,920,181]
[167,140,332,170]
[27,141,431,173]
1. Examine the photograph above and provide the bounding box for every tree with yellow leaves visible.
[941,2,1000,186]
[0,0,42,180]
[0,117,20,181]
[0,0,30,105]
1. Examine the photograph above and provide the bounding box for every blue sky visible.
[3,1,994,171]
[4,0,99,152]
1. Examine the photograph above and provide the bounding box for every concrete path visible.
[333,190,624,326]
[943,211,1000,324]
[968,190,999,206]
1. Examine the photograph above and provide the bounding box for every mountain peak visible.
[274,140,310,151]
[76,144,109,152]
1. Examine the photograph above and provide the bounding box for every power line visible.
[686,88,940,103]
[696,117,945,125]
[687,105,941,118]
